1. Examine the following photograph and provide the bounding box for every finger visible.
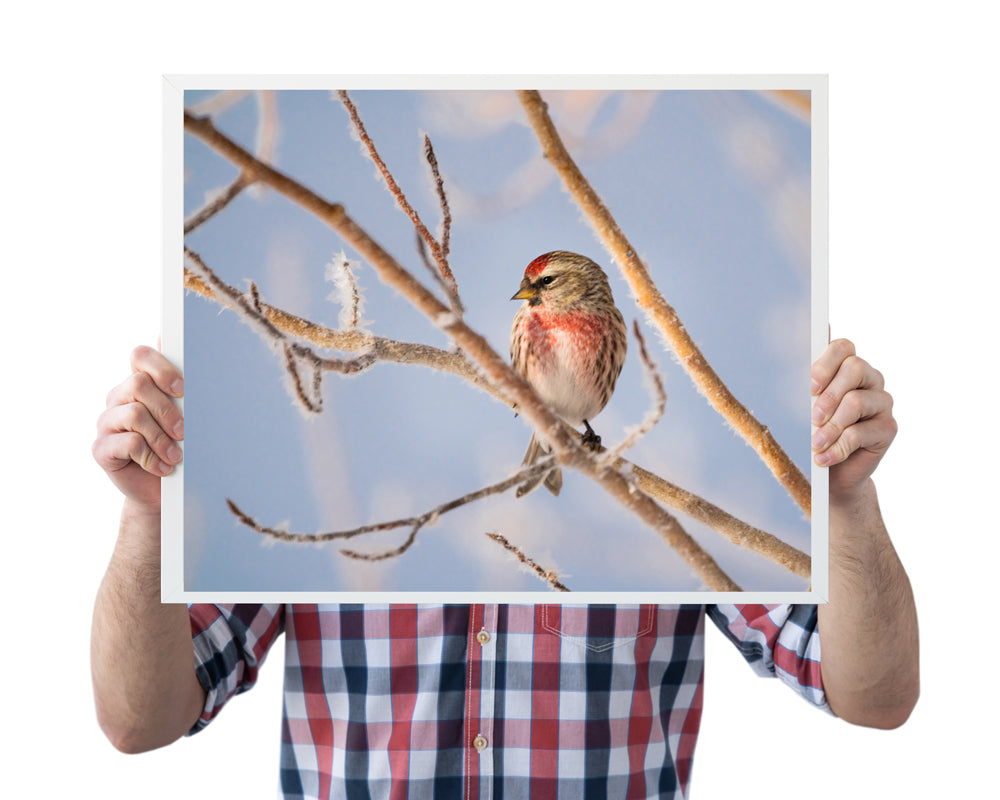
[813,416,897,467]
[93,428,176,478]
[811,353,885,428]
[811,386,892,454]
[811,338,855,396]
[129,344,184,398]
[97,402,184,468]
[106,370,185,441]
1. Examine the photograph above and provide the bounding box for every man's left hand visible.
[811,338,897,501]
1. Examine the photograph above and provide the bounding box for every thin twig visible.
[516,90,812,517]
[184,173,252,235]
[600,321,668,466]
[326,252,364,331]
[248,280,262,313]
[337,90,463,314]
[484,532,571,592]
[229,458,556,553]
[423,134,452,261]
[282,342,322,413]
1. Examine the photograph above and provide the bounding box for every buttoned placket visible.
[465,604,499,800]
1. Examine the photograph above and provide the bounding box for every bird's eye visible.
[541,275,555,286]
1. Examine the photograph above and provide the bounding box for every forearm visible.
[91,500,206,753]
[818,480,919,728]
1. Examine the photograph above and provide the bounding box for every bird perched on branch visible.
[510,251,627,497]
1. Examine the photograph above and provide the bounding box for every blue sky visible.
[180,86,814,595]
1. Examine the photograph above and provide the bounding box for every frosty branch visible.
[484,533,571,592]
[226,457,558,561]
[183,246,376,414]
[517,90,812,517]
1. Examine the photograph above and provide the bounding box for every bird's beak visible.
[511,282,537,301]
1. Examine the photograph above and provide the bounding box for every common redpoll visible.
[510,251,627,497]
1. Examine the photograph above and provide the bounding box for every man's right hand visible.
[92,345,184,515]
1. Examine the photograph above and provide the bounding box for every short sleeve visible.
[187,603,285,734]
[708,603,831,714]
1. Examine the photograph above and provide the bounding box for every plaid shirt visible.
[190,604,828,799]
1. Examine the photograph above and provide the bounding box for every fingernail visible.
[811,430,827,450]
[166,444,182,463]
[157,461,174,475]
[171,378,184,396]
[811,404,825,425]
[173,419,184,439]
[814,451,833,466]
[811,379,821,395]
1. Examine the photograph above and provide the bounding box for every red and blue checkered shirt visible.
[189,604,828,799]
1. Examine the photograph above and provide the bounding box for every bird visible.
[509,250,627,497]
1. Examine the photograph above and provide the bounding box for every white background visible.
[4,2,996,798]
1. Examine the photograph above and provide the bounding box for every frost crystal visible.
[325,250,365,331]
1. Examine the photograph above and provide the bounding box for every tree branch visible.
[183,247,375,414]
[227,458,557,554]
[516,89,812,517]
[184,173,252,235]
[423,134,452,262]
[485,532,571,592]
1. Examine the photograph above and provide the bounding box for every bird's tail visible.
[516,433,562,498]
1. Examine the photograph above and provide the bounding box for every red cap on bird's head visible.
[524,252,554,279]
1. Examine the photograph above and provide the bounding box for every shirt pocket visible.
[539,604,656,653]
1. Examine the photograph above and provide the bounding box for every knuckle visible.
[830,338,855,359]
[127,432,158,471]
[148,425,173,454]
[832,429,857,461]
[122,401,145,428]
[823,418,844,441]
[815,389,837,417]
[125,371,152,397]
[843,354,867,381]
[130,344,154,367]
[95,405,111,433]
[842,389,864,417]
[91,436,105,464]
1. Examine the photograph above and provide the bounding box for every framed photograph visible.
[163,76,827,603]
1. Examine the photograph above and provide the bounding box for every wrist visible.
[117,498,164,563]
[829,477,878,520]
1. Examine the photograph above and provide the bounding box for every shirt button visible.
[473,734,488,752]
[476,629,491,645]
